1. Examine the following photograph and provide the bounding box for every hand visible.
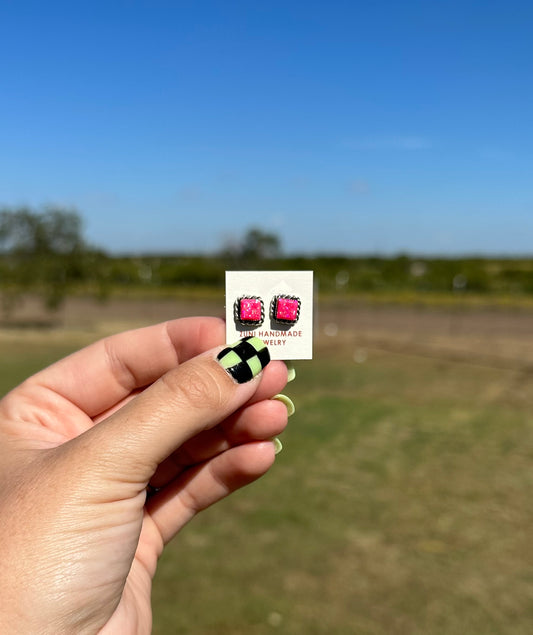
[0,317,289,634]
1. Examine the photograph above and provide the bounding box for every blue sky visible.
[1,0,532,255]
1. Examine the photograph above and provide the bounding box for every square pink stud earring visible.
[271,295,301,325]
[234,296,265,326]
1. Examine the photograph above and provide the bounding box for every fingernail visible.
[272,393,295,417]
[217,336,270,384]
[284,360,296,382]
[271,437,283,455]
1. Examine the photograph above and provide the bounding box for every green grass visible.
[152,343,533,634]
[1,327,533,633]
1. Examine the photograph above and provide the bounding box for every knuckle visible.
[161,362,232,415]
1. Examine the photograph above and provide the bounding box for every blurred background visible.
[1,1,533,633]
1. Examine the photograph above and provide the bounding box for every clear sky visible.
[1,0,532,255]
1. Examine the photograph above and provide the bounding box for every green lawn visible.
[1,328,532,634]
[150,342,533,634]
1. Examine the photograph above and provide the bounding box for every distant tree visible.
[240,227,281,260]
[220,227,282,264]
[0,207,84,255]
[0,206,106,316]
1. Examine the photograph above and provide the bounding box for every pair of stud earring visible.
[234,294,301,326]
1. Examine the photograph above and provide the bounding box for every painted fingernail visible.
[271,437,283,455]
[272,393,295,417]
[283,360,296,383]
[217,336,270,384]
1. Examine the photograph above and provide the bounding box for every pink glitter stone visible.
[240,297,262,322]
[275,297,299,322]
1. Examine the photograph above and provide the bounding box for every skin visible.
[0,317,289,634]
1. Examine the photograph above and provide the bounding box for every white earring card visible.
[225,270,313,360]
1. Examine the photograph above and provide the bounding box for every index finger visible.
[25,317,226,417]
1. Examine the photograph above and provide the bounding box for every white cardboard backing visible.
[225,270,313,360]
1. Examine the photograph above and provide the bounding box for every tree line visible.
[1,206,533,316]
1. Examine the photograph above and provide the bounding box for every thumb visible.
[66,336,271,490]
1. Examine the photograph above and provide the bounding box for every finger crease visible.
[103,337,139,392]
[164,321,181,366]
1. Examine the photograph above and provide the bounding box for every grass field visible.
[1,296,533,634]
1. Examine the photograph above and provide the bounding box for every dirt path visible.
[3,295,533,369]
[317,301,533,370]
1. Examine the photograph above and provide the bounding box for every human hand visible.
[0,317,289,634]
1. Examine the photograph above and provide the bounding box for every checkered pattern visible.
[217,336,270,384]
